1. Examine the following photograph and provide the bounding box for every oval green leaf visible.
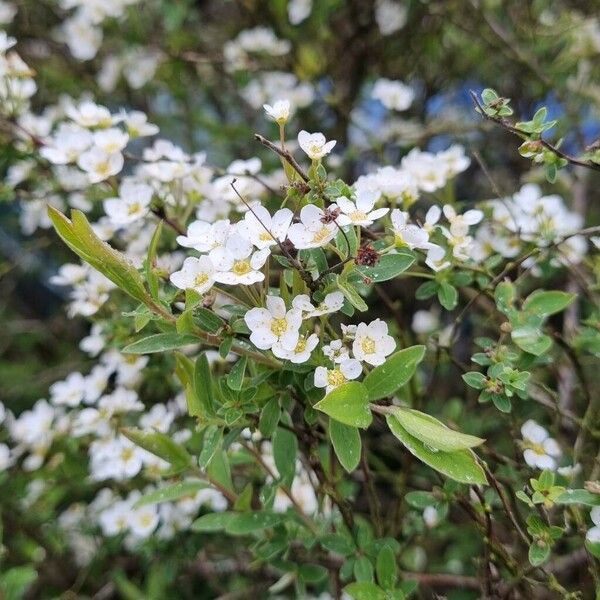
[386,415,487,485]
[314,382,372,429]
[392,407,484,452]
[330,420,362,473]
[122,333,199,354]
[363,346,425,401]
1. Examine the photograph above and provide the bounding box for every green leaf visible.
[555,489,600,506]
[376,545,397,590]
[122,333,199,354]
[528,542,550,567]
[48,207,152,306]
[356,252,415,283]
[0,566,37,600]
[225,511,286,535]
[338,278,368,312]
[495,281,516,315]
[405,491,436,509]
[363,346,426,401]
[273,426,298,484]
[314,382,372,429]
[225,512,284,534]
[121,427,191,469]
[257,400,279,439]
[391,407,485,452]
[344,582,389,600]
[194,353,215,417]
[330,420,362,473]
[198,425,222,468]
[145,221,162,300]
[191,512,237,532]
[354,556,374,582]
[523,290,576,317]
[438,281,458,310]
[512,328,553,356]
[133,480,207,508]
[462,372,487,389]
[194,307,224,333]
[226,356,247,391]
[386,415,487,485]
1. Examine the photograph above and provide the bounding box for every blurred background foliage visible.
[1,0,600,597]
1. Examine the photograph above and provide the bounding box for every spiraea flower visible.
[336,190,389,227]
[236,205,293,250]
[176,219,232,254]
[390,209,430,249]
[520,420,561,470]
[103,181,153,226]
[273,333,318,363]
[297,130,336,160]
[263,99,291,124]
[169,256,215,295]
[287,204,340,249]
[244,295,302,351]
[292,291,345,318]
[372,78,414,111]
[443,205,484,236]
[352,319,396,366]
[211,234,269,286]
[314,358,362,394]
[77,146,124,183]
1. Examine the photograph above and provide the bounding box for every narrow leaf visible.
[330,420,362,473]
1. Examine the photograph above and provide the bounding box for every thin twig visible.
[469,90,600,172]
[254,133,309,182]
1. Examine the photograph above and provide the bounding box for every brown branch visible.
[254,133,309,182]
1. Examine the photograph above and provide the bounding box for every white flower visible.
[586,507,600,544]
[443,205,484,237]
[129,504,159,538]
[169,256,215,295]
[50,371,86,407]
[336,190,389,227]
[0,444,11,471]
[412,310,439,334]
[287,204,339,249]
[99,499,131,536]
[438,145,470,177]
[390,209,430,249]
[263,99,291,124]
[244,295,302,351]
[40,123,93,164]
[521,420,561,470]
[314,359,362,394]
[103,181,153,226]
[98,388,144,416]
[121,110,159,137]
[273,333,318,363]
[323,339,350,364]
[77,147,123,183]
[423,506,439,528]
[425,244,450,272]
[176,219,232,253]
[372,78,414,111]
[236,205,293,250]
[80,324,105,356]
[92,127,129,154]
[375,0,407,36]
[288,0,312,24]
[297,130,336,160]
[423,205,442,233]
[352,319,396,366]
[140,404,175,433]
[66,100,113,129]
[292,291,345,318]
[211,234,270,286]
